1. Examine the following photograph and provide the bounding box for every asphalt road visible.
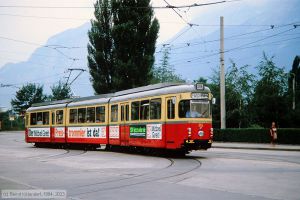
[0,131,299,200]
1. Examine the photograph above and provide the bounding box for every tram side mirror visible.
[212,98,216,105]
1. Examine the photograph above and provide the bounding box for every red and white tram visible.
[25,83,214,153]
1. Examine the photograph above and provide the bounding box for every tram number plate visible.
[185,140,194,144]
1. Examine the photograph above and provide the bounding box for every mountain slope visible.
[0,23,92,108]
[155,0,300,79]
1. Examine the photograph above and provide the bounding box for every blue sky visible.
[0,0,265,68]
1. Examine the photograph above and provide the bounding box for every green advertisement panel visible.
[130,125,146,138]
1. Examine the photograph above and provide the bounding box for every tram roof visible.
[113,82,184,96]
[67,96,111,107]
[110,83,210,103]
[31,99,71,107]
[27,94,113,111]
[27,102,68,112]
[26,83,210,111]
[27,99,71,112]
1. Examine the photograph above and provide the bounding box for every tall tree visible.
[208,61,254,128]
[49,81,72,101]
[152,46,184,83]
[88,0,159,94]
[206,69,221,128]
[226,61,255,128]
[288,55,300,106]
[193,77,208,84]
[11,83,46,115]
[88,0,114,94]
[111,0,159,90]
[252,53,288,127]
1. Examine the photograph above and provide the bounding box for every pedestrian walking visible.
[270,122,277,145]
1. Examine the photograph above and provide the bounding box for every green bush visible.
[0,112,25,131]
[214,128,300,144]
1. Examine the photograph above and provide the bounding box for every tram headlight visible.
[198,130,204,137]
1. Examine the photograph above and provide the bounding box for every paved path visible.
[213,142,300,151]
[1,131,300,200]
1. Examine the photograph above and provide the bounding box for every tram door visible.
[120,103,130,146]
[165,97,176,145]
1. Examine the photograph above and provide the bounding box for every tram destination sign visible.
[191,93,209,99]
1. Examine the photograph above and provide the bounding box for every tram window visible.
[96,106,105,123]
[150,98,161,120]
[111,105,118,122]
[179,100,190,118]
[69,109,78,123]
[56,110,64,124]
[87,107,95,123]
[37,112,43,125]
[30,113,37,125]
[78,108,86,123]
[140,100,150,120]
[131,101,140,120]
[43,112,49,125]
[179,100,210,118]
[167,99,175,119]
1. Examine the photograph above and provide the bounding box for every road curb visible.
[212,146,300,152]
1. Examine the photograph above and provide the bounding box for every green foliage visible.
[49,81,72,101]
[213,128,300,144]
[208,61,254,128]
[193,77,207,84]
[214,128,270,143]
[11,83,46,115]
[252,52,288,127]
[225,61,252,128]
[111,0,159,90]
[152,46,185,83]
[286,55,300,127]
[88,0,159,94]
[0,111,25,131]
[88,0,114,94]
[278,128,300,144]
[185,52,300,128]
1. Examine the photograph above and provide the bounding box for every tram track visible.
[25,148,70,159]
[73,157,175,189]
[40,149,87,161]
[26,149,88,161]
[70,157,201,198]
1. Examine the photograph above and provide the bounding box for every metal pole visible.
[220,16,226,129]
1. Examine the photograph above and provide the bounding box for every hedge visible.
[0,119,25,131]
[213,128,300,144]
